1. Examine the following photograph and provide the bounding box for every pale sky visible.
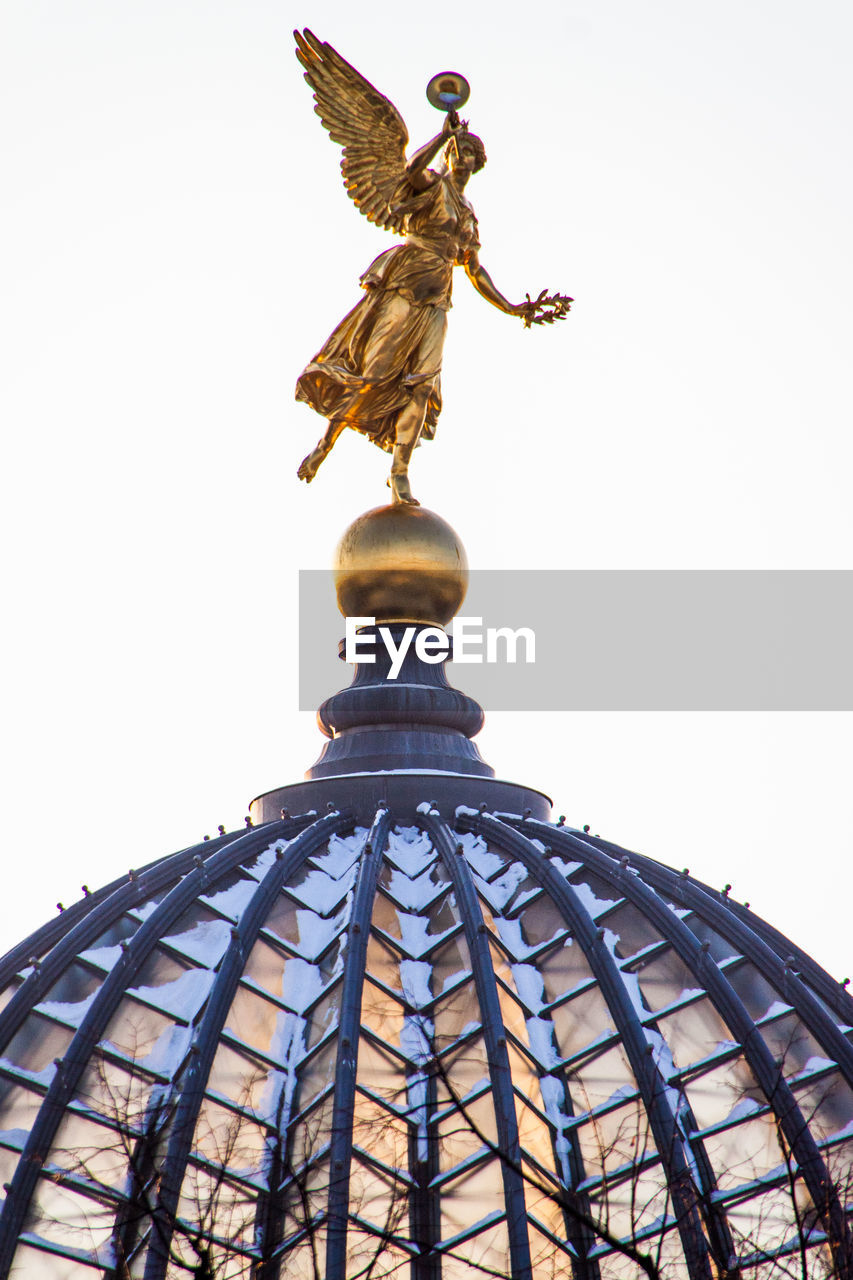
[2,3,851,980]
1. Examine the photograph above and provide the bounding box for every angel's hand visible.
[442,112,469,138]
[517,289,573,328]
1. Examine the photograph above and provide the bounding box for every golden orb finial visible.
[334,505,468,626]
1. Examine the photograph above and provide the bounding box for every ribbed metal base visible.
[308,625,495,781]
[249,771,552,825]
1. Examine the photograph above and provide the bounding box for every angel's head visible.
[445,130,487,176]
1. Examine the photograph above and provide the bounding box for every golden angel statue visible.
[294,30,571,505]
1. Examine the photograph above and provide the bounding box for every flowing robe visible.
[296,174,480,452]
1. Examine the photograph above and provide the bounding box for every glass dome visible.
[0,796,851,1280]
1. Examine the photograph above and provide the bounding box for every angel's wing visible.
[295,29,412,234]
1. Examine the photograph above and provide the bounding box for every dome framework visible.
[0,796,851,1280]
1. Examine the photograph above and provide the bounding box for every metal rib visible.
[324,807,391,1280]
[0,817,319,1279]
[422,813,534,1280]
[410,1061,441,1280]
[513,817,853,1280]
[583,832,853,1028]
[534,1067,603,1280]
[103,1091,166,1278]
[457,813,715,1280]
[0,876,125,991]
[0,817,314,1057]
[464,839,601,1276]
[142,809,352,1280]
[0,823,297,991]
[494,831,734,1274]
[704,890,853,1026]
[584,837,853,1093]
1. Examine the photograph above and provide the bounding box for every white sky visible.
[1,2,851,981]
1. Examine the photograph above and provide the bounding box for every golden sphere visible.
[334,505,468,626]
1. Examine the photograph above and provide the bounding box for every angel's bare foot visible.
[389,473,420,506]
[297,449,324,483]
[298,421,345,483]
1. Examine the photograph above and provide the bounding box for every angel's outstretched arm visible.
[463,252,523,316]
[465,251,573,326]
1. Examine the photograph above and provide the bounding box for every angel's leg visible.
[388,309,446,504]
[389,384,432,505]
[297,420,345,483]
